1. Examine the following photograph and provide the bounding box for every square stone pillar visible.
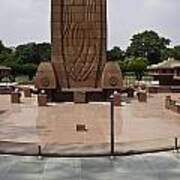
[165,96,171,109]
[11,92,21,104]
[127,88,135,98]
[138,91,147,102]
[113,93,121,106]
[24,88,32,98]
[38,94,48,106]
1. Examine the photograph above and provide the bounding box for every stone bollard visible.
[165,96,171,109]
[138,91,147,102]
[24,88,32,98]
[113,93,121,106]
[11,92,21,104]
[38,94,48,106]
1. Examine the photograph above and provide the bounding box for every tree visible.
[0,41,12,54]
[0,41,52,80]
[15,43,39,64]
[118,61,127,76]
[173,46,180,60]
[160,48,174,61]
[126,30,171,64]
[15,42,51,65]
[37,43,51,62]
[107,46,125,61]
[0,41,13,65]
[124,56,149,80]
[21,63,38,80]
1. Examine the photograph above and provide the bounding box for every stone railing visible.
[0,86,14,94]
[165,96,180,114]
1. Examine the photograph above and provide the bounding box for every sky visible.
[0,0,180,50]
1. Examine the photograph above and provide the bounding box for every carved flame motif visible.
[61,0,101,82]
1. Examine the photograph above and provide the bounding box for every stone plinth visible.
[11,92,21,104]
[38,94,48,106]
[74,91,86,104]
[24,88,32,98]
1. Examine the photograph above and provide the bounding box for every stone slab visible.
[0,152,180,180]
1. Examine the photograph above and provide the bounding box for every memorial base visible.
[45,89,116,103]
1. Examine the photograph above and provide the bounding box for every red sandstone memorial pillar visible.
[35,0,123,102]
[51,0,107,89]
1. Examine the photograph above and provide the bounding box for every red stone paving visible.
[0,93,179,147]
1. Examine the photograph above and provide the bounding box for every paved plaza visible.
[0,93,179,153]
[0,152,180,180]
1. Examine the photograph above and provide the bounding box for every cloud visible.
[0,0,179,50]
[108,0,180,49]
[0,0,50,46]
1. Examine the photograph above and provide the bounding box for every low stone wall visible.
[149,86,180,93]
[165,96,180,114]
[0,87,14,94]
[149,86,172,93]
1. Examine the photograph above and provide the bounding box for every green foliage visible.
[107,46,125,61]
[0,41,51,81]
[126,30,170,64]
[0,29,179,82]
[160,48,174,60]
[15,42,51,65]
[20,63,38,80]
[173,46,180,60]
[160,46,180,61]
[15,76,30,84]
[107,30,180,80]
[123,57,149,80]
[0,40,12,54]
[0,41,13,65]
[118,61,127,76]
